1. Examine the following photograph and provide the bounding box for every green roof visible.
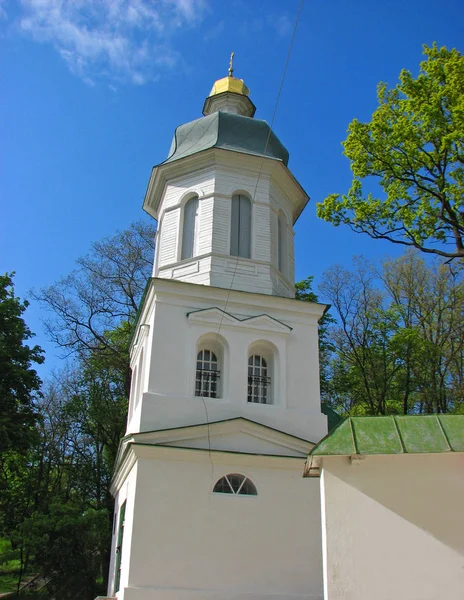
[321,403,342,432]
[311,415,464,456]
[164,111,289,166]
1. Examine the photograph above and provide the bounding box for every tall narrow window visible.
[114,500,126,593]
[196,349,220,398]
[248,355,271,404]
[278,212,287,274]
[182,196,199,260]
[135,349,144,408]
[230,194,251,258]
[128,365,137,420]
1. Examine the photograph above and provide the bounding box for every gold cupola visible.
[202,52,256,118]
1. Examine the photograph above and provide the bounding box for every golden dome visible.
[208,76,250,98]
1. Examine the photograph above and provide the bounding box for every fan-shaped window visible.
[230,194,251,258]
[248,355,270,404]
[213,474,257,496]
[195,349,220,398]
[182,196,199,260]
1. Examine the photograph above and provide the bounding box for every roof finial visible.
[228,51,235,77]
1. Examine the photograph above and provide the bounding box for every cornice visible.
[129,277,327,352]
[143,148,308,223]
[187,307,292,334]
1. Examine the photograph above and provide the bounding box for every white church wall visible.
[118,447,324,600]
[153,157,296,297]
[320,453,464,600]
[132,280,327,443]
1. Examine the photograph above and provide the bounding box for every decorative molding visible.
[187,307,292,333]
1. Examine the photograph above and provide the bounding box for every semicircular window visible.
[213,473,257,496]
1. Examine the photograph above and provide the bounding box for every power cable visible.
[200,0,305,478]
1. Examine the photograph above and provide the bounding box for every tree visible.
[318,44,464,260]
[319,259,403,415]
[0,273,44,453]
[318,252,464,416]
[20,503,108,599]
[295,277,335,398]
[33,220,156,396]
[381,252,464,413]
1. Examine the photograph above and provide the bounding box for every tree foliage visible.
[318,44,464,259]
[1,223,155,598]
[33,220,156,395]
[320,252,464,415]
[0,273,44,453]
[295,277,335,398]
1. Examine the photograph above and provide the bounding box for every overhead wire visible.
[199,0,306,479]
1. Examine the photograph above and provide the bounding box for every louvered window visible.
[182,196,199,260]
[278,212,287,274]
[114,501,126,593]
[230,194,251,258]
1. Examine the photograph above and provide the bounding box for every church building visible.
[103,63,464,600]
[106,66,328,600]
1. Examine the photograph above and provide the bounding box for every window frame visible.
[277,211,288,275]
[247,354,271,404]
[212,473,257,496]
[230,193,252,259]
[195,348,221,398]
[181,195,200,260]
[114,500,126,593]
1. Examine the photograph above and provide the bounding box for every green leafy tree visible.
[295,277,335,399]
[319,253,463,416]
[318,44,464,260]
[0,273,44,453]
[20,503,108,600]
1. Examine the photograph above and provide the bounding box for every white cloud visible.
[17,0,206,84]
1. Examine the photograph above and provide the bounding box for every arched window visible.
[213,474,257,496]
[278,212,287,274]
[230,194,251,258]
[248,355,271,404]
[195,349,220,398]
[181,196,199,260]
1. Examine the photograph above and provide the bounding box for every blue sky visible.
[1,0,463,376]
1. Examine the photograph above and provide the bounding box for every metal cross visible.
[228,51,235,77]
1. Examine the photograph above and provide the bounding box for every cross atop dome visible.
[203,52,256,117]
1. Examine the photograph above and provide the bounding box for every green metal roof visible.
[163,111,289,166]
[311,415,464,456]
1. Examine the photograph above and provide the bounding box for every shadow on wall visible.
[330,453,464,557]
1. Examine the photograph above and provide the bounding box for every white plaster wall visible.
[153,157,297,298]
[128,280,326,443]
[320,454,464,600]
[119,449,324,600]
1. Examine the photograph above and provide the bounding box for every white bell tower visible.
[106,63,327,600]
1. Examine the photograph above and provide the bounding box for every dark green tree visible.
[295,277,335,400]
[0,273,44,453]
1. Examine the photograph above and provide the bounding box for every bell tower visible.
[106,64,327,600]
[143,63,307,299]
